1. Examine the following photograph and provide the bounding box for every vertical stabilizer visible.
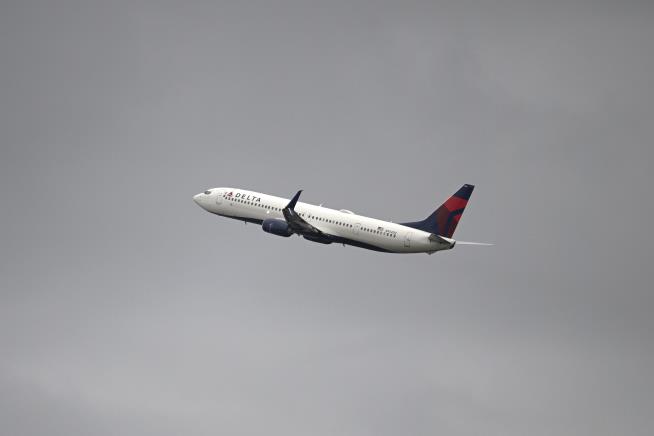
[401,184,474,238]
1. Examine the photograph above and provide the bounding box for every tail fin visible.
[401,184,474,238]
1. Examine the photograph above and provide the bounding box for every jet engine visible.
[262,218,293,237]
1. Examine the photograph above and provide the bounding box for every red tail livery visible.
[401,184,474,237]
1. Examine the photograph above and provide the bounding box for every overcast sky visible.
[1,1,653,435]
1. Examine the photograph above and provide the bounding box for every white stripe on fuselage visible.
[202,187,453,254]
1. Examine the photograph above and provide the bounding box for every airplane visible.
[192,184,491,254]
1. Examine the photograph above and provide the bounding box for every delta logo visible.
[224,191,261,202]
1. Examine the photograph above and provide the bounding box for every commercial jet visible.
[193,184,490,254]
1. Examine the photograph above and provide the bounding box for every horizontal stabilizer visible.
[430,233,492,248]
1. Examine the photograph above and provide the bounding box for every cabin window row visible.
[227,197,382,232]
[362,227,397,238]
[306,215,352,228]
[227,196,282,211]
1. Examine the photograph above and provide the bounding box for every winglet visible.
[286,190,303,210]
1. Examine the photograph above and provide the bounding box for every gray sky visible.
[1,1,653,435]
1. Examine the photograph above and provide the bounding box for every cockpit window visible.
[204,190,212,195]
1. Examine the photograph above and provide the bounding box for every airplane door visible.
[353,223,361,235]
[404,231,412,248]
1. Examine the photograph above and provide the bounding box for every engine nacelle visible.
[262,218,293,237]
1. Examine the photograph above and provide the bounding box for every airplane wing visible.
[282,190,324,236]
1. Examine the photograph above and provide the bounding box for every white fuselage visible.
[193,187,455,254]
